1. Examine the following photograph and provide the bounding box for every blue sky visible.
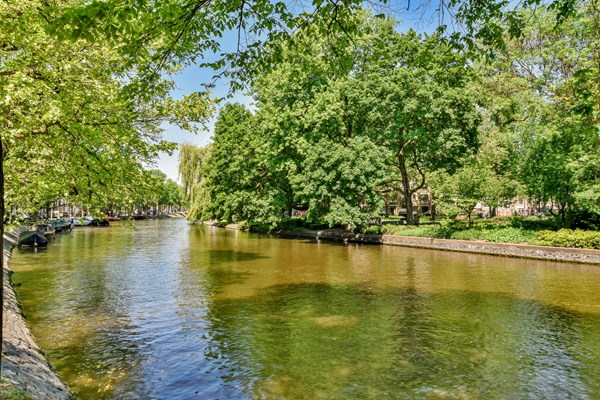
[156,68,253,181]
[155,3,444,181]
[155,25,255,181]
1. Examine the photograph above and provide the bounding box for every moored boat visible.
[50,218,72,232]
[89,218,109,227]
[72,216,94,226]
[72,215,110,227]
[17,231,49,247]
[34,223,56,239]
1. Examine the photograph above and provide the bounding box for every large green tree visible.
[347,26,481,224]
[0,0,211,369]
[201,103,280,224]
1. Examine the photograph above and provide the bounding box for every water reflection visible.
[203,284,600,399]
[9,220,600,399]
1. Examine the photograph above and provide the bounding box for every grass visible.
[0,380,35,400]
[382,217,600,250]
[389,224,535,243]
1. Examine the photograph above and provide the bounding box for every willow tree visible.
[178,143,212,220]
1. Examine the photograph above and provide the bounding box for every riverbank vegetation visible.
[0,380,35,400]
[3,0,597,234]
[179,1,600,246]
[380,219,600,249]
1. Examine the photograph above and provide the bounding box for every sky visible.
[154,2,444,182]
[154,34,255,182]
[155,68,253,181]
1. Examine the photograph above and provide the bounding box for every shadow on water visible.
[201,284,600,400]
[202,249,269,263]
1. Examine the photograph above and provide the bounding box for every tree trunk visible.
[1,140,5,374]
[398,150,415,225]
[384,193,390,217]
[430,188,436,222]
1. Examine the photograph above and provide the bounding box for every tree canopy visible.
[180,2,600,230]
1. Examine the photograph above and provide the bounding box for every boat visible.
[17,231,49,247]
[50,218,72,232]
[34,223,56,239]
[89,218,109,227]
[72,216,94,226]
[72,215,109,227]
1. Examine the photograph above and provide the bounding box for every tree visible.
[201,103,277,223]
[350,26,481,224]
[479,3,600,226]
[1,1,212,211]
[291,136,387,228]
[51,0,584,93]
[0,0,212,370]
[179,143,211,200]
[178,144,212,221]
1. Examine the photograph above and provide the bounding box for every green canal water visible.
[9,219,600,399]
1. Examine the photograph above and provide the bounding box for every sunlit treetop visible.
[51,0,582,91]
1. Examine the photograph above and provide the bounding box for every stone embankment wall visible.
[381,235,600,264]
[2,229,72,399]
[278,229,600,264]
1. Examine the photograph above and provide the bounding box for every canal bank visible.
[2,228,72,400]
[271,228,600,264]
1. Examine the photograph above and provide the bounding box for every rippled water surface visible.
[9,219,600,399]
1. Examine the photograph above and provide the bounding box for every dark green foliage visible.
[248,222,274,233]
[510,217,559,231]
[292,137,387,228]
[569,210,600,231]
[357,225,383,235]
[308,223,330,231]
[277,218,306,231]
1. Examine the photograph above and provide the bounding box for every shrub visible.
[358,225,383,234]
[450,229,483,241]
[391,224,536,244]
[278,218,306,230]
[510,216,558,231]
[380,224,405,234]
[308,223,329,230]
[237,221,249,230]
[531,229,600,249]
[482,227,535,243]
[248,222,272,232]
[570,209,600,230]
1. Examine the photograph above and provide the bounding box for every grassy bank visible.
[212,216,600,250]
[379,218,600,250]
[0,380,35,400]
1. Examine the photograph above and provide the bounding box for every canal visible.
[9,219,600,399]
